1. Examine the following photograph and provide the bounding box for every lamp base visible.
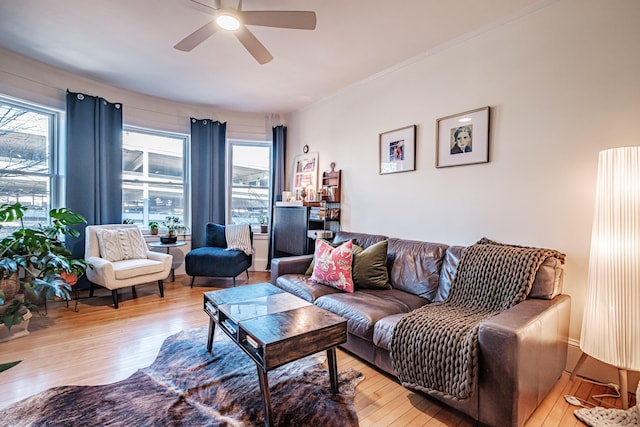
[571,352,629,410]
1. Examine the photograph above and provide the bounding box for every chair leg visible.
[158,280,164,298]
[112,290,119,309]
[232,276,236,287]
[190,276,195,288]
[131,286,137,297]
[246,269,250,279]
[89,282,95,298]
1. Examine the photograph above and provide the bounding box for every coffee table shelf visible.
[203,282,347,426]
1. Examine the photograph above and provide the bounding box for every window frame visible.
[227,139,272,230]
[0,95,61,226]
[122,125,190,232]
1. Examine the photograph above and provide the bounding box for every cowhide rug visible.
[0,326,364,426]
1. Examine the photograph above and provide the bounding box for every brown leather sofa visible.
[270,231,570,427]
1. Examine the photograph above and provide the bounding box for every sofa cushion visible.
[529,256,564,299]
[436,245,466,302]
[333,231,388,249]
[112,258,166,280]
[315,289,428,341]
[436,245,564,301]
[352,240,391,290]
[387,238,449,300]
[373,313,405,351]
[205,223,226,248]
[304,239,353,276]
[310,239,355,292]
[275,274,342,303]
[185,246,251,277]
[96,228,148,262]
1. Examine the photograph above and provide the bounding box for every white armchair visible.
[85,224,172,308]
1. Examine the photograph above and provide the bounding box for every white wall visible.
[286,0,640,383]
[0,48,272,139]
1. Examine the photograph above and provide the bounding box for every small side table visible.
[148,241,187,282]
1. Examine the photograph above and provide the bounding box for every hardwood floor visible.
[0,272,634,425]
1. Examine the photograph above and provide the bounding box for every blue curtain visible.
[65,91,122,289]
[190,118,226,249]
[267,125,287,268]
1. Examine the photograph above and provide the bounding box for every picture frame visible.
[291,151,319,201]
[379,125,416,175]
[436,106,490,168]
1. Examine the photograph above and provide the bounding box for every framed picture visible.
[436,106,490,168]
[291,152,319,201]
[379,125,416,175]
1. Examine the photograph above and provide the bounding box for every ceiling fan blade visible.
[241,11,317,30]
[235,26,273,64]
[179,0,219,15]
[174,20,218,52]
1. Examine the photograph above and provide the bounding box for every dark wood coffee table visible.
[203,282,347,427]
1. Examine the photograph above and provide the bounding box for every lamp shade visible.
[580,146,640,371]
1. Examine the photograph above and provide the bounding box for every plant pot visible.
[151,228,158,235]
[0,272,20,302]
[260,225,268,233]
[0,306,32,343]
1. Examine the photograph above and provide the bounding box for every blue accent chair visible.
[185,223,253,287]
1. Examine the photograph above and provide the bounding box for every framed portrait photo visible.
[436,106,490,168]
[379,125,416,175]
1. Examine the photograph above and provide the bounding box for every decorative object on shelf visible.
[0,202,90,339]
[322,163,341,202]
[292,152,319,202]
[148,221,159,235]
[571,146,640,411]
[379,125,417,175]
[122,218,135,224]
[436,106,490,168]
[303,144,309,153]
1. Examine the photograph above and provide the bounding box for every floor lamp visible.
[571,146,640,410]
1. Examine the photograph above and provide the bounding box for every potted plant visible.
[148,221,159,235]
[0,202,90,340]
[259,216,269,233]
[161,216,183,244]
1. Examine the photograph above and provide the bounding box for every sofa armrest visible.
[270,255,314,284]
[477,294,571,427]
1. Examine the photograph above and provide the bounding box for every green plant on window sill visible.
[0,202,91,331]
[161,216,184,237]
[148,221,159,235]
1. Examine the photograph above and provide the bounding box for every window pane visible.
[229,141,271,228]
[123,148,143,176]
[122,187,144,225]
[0,105,50,173]
[0,99,55,238]
[0,174,50,234]
[149,185,184,219]
[230,187,270,225]
[149,152,182,180]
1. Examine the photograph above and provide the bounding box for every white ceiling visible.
[0,0,547,114]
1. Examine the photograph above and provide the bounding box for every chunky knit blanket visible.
[390,238,565,400]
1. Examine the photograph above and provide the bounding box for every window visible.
[0,97,58,237]
[122,128,187,230]
[228,140,271,229]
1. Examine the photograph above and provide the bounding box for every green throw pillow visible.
[305,239,352,275]
[352,239,391,290]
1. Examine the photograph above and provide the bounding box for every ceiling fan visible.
[174,0,317,64]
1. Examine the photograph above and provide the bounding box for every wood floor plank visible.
[0,272,630,426]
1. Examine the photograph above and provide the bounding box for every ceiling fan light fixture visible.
[216,13,241,31]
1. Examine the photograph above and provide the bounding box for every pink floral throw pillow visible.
[310,239,355,292]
